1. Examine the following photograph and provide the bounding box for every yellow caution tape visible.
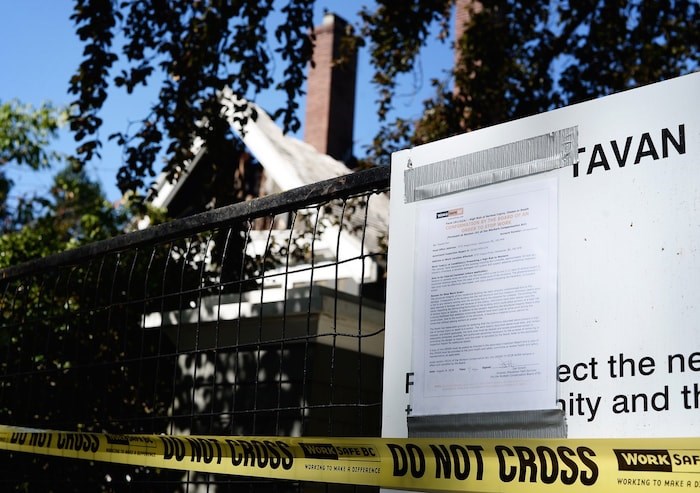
[1,425,699,492]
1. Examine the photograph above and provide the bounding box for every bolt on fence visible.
[0,166,390,492]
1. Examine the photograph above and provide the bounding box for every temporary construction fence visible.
[0,166,390,492]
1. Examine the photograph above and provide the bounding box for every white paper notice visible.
[410,178,558,416]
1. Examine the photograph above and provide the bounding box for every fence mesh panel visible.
[0,168,389,492]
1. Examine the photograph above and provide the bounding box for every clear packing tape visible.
[1,424,699,492]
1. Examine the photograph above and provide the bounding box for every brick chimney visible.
[303,13,357,164]
[454,0,482,95]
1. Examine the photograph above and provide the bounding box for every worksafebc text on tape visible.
[1,425,699,492]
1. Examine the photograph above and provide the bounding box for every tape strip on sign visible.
[1,425,699,492]
[403,126,577,203]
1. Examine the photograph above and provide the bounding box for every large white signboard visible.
[383,72,700,439]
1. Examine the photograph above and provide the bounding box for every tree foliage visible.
[0,101,62,170]
[0,166,129,268]
[0,99,129,267]
[0,101,64,225]
[68,0,699,185]
[364,0,699,163]
[69,0,315,195]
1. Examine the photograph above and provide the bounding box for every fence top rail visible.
[0,166,390,282]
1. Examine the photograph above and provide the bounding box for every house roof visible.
[219,91,389,258]
[147,136,205,210]
[148,91,354,208]
[219,89,353,189]
[144,91,389,258]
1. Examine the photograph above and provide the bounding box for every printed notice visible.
[410,179,558,416]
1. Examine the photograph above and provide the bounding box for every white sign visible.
[411,179,558,415]
[383,72,700,439]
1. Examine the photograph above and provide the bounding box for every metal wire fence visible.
[0,166,390,492]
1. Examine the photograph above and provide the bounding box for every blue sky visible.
[0,1,453,204]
